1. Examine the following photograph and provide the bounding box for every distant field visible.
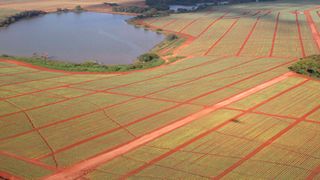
[0,0,145,12]
[0,0,320,179]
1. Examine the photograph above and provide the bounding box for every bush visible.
[138,53,160,62]
[104,2,119,6]
[289,55,320,79]
[74,5,84,12]
[0,10,46,27]
[166,34,178,41]
[1,54,164,72]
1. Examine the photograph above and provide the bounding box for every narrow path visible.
[0,171,23,180]
[305,8,320,50]
[269,12,280,57]
[295,12,306,57]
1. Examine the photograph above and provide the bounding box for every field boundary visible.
[269,12,280,57]
[305,7,320,51]
[0,171,22,180]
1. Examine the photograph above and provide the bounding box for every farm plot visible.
[161,13,208,33]
[310,10,320,35]
[0,153,53,179]
[298,14,320,56]
[0,66,37,75]
[255,80,320,118]
[178,19,237,56]
[0,71,63,86]
[228,76,306,110]
[206,17,260,56]
[192,65,292,106]
[84,109,242,179]
[71,56,216,91]
[147,17,177,29]
[180,12,228,37]
[272,13,303,58]
[239,12,277,57]
[148,57,291,102]
[109,57,253,96]
[38,103,202,168]
[223,121,320,179]
[307,109,320,122]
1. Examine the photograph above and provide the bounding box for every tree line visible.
[0,10,46,27]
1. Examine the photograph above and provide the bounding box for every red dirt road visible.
[43,72,294,180]
[305,9,320,51]
[0,171,22,180]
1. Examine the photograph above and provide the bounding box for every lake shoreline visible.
[0,10,186,73]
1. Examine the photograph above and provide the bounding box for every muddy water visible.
[0,12,164,64]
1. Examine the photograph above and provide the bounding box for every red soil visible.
[269,12,280,57]
[305,9,320,51]
[295,12,306,57]
[0,171,22,180]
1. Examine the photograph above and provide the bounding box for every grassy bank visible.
[0,10,46,27]
[289,55,320,79]
[0,54,164,72]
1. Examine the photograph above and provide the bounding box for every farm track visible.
[1,2,320,179]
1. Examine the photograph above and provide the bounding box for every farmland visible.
[1,0,320,179]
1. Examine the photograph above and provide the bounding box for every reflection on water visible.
[0,12,164,64]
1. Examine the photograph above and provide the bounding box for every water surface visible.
[0,12,164,64]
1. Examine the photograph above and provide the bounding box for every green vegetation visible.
[104,2,119,7]
[146,0,211,6]
[0,8,19,22]
[74,5,84,12]
[0,10,46,27]
[152,33,186,56]
[113,5,170,18]
[0,54,164,72]
[138,53,160,62]
[166,34,178,41]
[289,55,320,79]
[112,6,155,14]
[168,56,186,63]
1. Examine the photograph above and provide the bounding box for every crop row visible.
[224,122,320,179]
[272,13,302,57]
[256,80,320,118]
[240,12,277,57]
[207,17,259,56]
[178,19,237,56]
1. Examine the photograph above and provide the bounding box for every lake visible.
[0,12,164,64]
